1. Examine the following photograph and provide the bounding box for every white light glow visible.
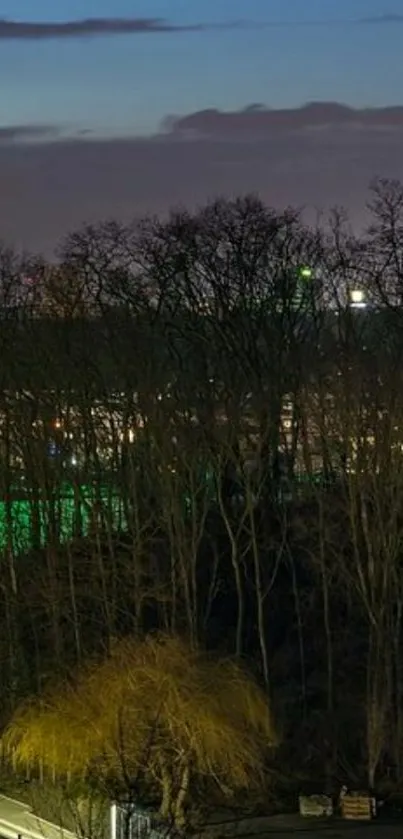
[110,804,117,839]
[350,289,364,303]
[350,289,366,308]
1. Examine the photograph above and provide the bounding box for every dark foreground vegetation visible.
[1,178,403,831]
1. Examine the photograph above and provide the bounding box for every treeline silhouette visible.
[1,178,403,802]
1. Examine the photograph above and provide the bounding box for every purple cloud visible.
[166,103,403,139]
[2,102,403,255]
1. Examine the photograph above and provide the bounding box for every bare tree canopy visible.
[1,180,403,824]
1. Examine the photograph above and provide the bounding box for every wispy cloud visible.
[0,17,228,40]
[358,13,403,24]
[1,14,402,40]
[5,104,403,146]
[255,13,403,27]
[0,124,59,142]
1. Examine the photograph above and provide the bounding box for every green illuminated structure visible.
[0,484,126,555]
[298,266,313,280]
[293,265,315,309]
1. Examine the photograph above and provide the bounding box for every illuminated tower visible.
[293,265,317,310]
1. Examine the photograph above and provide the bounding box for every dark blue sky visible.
[2,0,403,136]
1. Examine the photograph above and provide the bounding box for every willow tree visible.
[4,634,276,827]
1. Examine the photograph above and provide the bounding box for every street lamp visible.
[350,289,366,309]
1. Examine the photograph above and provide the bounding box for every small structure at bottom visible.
[340,790,376,821]
[298,794,333,818]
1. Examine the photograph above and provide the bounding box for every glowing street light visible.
[350,289,366,309]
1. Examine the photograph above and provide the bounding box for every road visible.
[207,812,403,838]
[259,822,403,837]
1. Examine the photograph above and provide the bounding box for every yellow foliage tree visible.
[3,635,276,827]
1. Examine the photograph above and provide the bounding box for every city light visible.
[350,289,366,309]
[299,266,313,279]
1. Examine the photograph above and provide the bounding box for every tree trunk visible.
[173,762,190,828]
[393,602,403,780]
[249,502,270,689]
[289,549,306,718]
[319,501,335,784]
[217,487,244,657]
[159,760,173,820]
[67,545,81,663]
[366,628,388,789]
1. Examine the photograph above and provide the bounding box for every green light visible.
[0,484,126,554]
[299,266,313,279]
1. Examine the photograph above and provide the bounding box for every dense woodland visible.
[1,177,403,827]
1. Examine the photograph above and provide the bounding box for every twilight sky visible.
[2,0,403,253]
